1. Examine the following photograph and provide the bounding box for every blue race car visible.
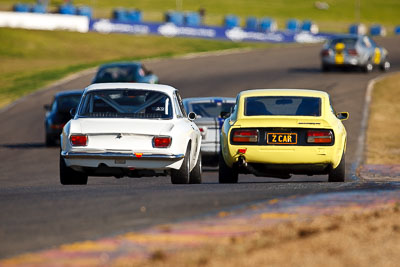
[44,90,83,146]
[92,62,159,84]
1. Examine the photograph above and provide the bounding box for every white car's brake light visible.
[153,136,172,148]
[70,134,88,146]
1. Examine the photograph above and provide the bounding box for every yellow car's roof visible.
[239,89,329,98]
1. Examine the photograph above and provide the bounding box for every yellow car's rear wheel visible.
[218,151,238,183]
[328,153,345,182]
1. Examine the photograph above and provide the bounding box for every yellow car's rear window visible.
[245,96,321,116]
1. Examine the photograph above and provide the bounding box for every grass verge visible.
[366,72,400,164]
[0,28,271,108]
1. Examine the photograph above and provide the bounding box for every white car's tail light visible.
[153,136,172,148]
[232,129,259,143]
[70,134,88,146]
[307,130,333,144]
[199,127,207,137]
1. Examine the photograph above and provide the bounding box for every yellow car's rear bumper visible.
[225,144,342,168]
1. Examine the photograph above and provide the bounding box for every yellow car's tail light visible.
[232,129,259,143]
[70,134,88,146]
[307,130,333,144]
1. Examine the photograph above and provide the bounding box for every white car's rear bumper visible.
[61,151,184,170]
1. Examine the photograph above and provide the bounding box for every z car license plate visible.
[267,133,297,145]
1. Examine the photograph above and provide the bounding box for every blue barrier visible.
[349,23,366,35]
[13,3,31,12]
[369,24,385,36]
[224,15,240,28]
[90,19,336,44]
[301,20,319,34]
[349,24,358,34]
[245,17,258,31]
[185,12,201,27]
[395,26,400,35]
[31,4,47,13]
[59,4,76,15]
[301,20,312,31]
[112,9,141,23]
[77,6,92,18]
[286,19,300,31]
[127,9,142,23]
[165,11,184,26]
[260,18,277,32]
[113,9,128,22]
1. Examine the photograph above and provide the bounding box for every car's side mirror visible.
[220,111,231,119]
[43,104,51,110]
[70,108,76,117]
[336,112,349,121]
[188,112,197,121]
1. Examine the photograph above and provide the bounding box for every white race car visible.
[60,83,202,185]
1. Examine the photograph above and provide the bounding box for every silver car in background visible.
[320,34,390,73]
[183,97,235,166]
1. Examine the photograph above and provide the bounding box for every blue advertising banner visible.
[89,19,337,44]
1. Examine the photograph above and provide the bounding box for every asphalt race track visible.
[1,36,399,259]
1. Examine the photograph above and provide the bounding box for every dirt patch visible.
[133,203,400,267]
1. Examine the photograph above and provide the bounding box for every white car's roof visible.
[85,83,177,95]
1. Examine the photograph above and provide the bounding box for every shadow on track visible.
[1,142,48,149]
[287,67,322,73]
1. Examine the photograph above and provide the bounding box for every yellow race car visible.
[219,89,348,183]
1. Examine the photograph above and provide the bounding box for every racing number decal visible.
[373,48,381,65]
[334,43,345,64]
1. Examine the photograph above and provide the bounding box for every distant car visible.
[44,90,83,146]
[91,62,159,84]
[60,83,202,185]
[183,97,235,166]
[320,34,390,72]
[219,89,348,183]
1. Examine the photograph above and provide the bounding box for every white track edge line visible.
[352,71,399,181]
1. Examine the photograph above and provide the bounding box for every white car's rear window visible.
[78,89,173,119]
[245,96,321,116]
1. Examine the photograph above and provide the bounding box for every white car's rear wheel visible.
[189,152,202,184]
[59,156,88,185]
[171,145,190,184]
[218,151,238,183]
[328,153,345,182]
